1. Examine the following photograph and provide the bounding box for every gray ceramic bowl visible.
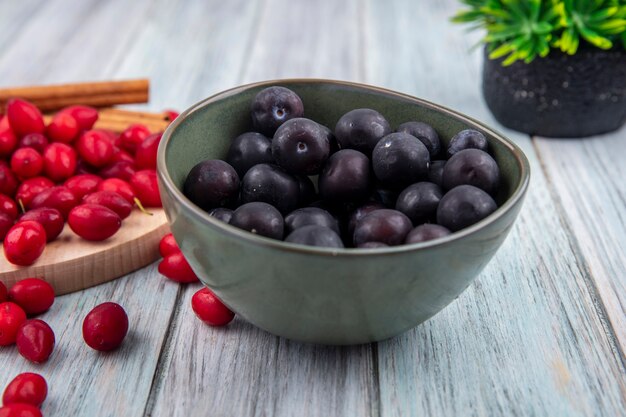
[157,79,530,345]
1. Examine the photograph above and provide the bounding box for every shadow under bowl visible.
[157,79,530,345]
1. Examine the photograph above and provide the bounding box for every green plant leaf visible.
[579,27,613,48]
[589,6,618,21]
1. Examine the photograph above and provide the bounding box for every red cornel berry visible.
[43,142,77,181]
[0,403,42,417]
[82,191,132,219]
[134,133,162,170]
[76,130,114,167]
[68,203,121,241]
[0,302,27,346]
[158,252,199,283]
[3,221,46,266]
[119,124,150,154]
[130,170,161,207]
[158,233,180,257]
[64,174,102,200]
[61,105,99,131]
[191,288,235,326]
[2,373,48,407]
[8,278,55,315]
[0,282,7,303]
[6,99,45,137]
[15,177,54,209]
[46,112,79,143]
[16,319,55,363]
[82,302,128,351]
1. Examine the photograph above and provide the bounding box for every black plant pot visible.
[482,45,626,137]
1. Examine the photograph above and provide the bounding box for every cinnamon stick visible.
[0,79,149,113]
[44,108,170,134]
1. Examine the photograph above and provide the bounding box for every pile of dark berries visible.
[183,86,500,249]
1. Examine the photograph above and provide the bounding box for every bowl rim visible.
[157,78,531,256]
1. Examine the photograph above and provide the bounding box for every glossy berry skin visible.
[357,241,389,249]
[46,112,79,143]
[76,130,114,167]
[334,108,391,155]
[6,99,45,137]
[15,177,54,208]
[207,207,233,223]
[395,182,443,225]
[2,373,48,407]
[272,118,330,175]
[18,208,64,242]
[8,278,55,316]
[158,233,180,257]
[29,186,78,219]
[184,160,240,211]
[43,143,77,181]
[437,185,497,232]
[83,191,132,219]
[98,161,136,182]
[18,133,48,154]
[119,124,150,154]
[16,319,55,363]
[295,175,317,207]
[3,221,46,266]
[0,212,13,241]
[10,148,43,180]
[134,133,162,170]
[97,178,135,204]
[405,224,451,244]
[0,282,6,303]
[353,209,412,247]
[347,201,386,238]
[130,170,161,207]
[230,202,284,240]
[284,207,339,235]
[0,302,27,345]
[68,204,121,241]
[396,121,441,158]
[225,132,274,177]
[158,252,199,283]
[0,194,18,220]
[240,164,299,215]
[372,132,430,187]
[111,147,134,164]
[0,162,18,197]
[0,118,17,157]
[61,105,99,130]
[427,160,446,188]
[285,225,344,248]
[318,150,371,204]
[191,288,235,326]
[447,129,488,157]
[441,149,500,195]
[251,86,304,136]
[64,174,102,199]
[82,302,129,351]
[0,403,42,417]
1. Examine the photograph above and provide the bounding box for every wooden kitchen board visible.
[0,208,169,295]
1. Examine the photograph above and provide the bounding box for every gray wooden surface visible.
[0,1,625,416]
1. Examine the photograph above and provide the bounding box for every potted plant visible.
[453,0,626,137]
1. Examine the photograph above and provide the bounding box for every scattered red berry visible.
[0,403,42,417]
[0,123,17,158]
[8,278,55,315]
[134,133,161,170]
[98,161,135,182]
[29,186,77,219]
[68,203,121,241]
[6,99,44,137]
[130,170,161,208]
[43,142,77,181]
[164,109,179,122]
[61,105,98,130]
[0,213,13,241]
[119,124,150,154]
[3,221,46,266]
[0,162,18,197]
[0,302,27,346]
[82,191,132,219]
[76,130,114,167]
[0,195,18,220]
[46,112,79,143]
[158,252,199,283]
[18,208,64,242]
[15,177,54,209]
[191,288,234,326]
[63,174,102,200]
[2,373,47,408]
[10,148,43,180]
[82,302,128,351]
[97,178,135,204]
[0,282,7,303]
[110,148,134,164]
[18,133,48,154]
[159,233,180,257]
[16,319,55,363]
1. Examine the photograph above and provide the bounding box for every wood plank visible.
[146,1,379,416]
[362,0,626,416]
[534,132,626,354]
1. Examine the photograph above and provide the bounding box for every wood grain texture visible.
[0,210,168,295]
[363,0,626,416]
[534,133,626,354]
